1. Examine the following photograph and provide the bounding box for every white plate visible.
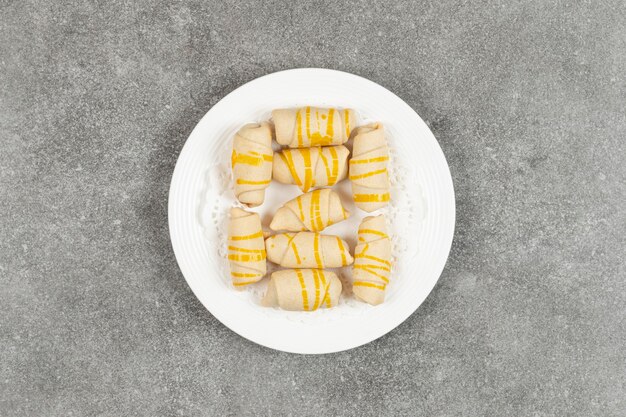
[169,68,455,354]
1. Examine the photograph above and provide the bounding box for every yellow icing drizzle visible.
[232,280,261,287]
[344,109,351,139]
[309,190,324,231]
[315,195,324,231]
[285,233,301,265]
[319,149,332,183]
[291,242,301,264]
[313,233,323,268]
[309,109,323,146]
[355,253,392,266]
[279,151,302,187]
[328,146,339,184]
[353,281,386,290]
[354,263,390,272]
[230,231,263,241]
[354,265,390,283]
[349,168,388,181]
[296,269,309,311]
[336,237,347,266]
[228,246,265,253]
[326,108,335,141]
[231,150,272,167]
[249,151,273,162]
[231,272,260,278]
[305,107,311,142]
[349,156,389,165]
[296,109,303,147]
[296,195,305,224]
[301,148,313,192]
[309,190,316,230]
[354,193,390,203]
[308,108,335,146]
[318,269,331,308]
[236,179,271,185]
[227,253,265,262]
[312,269,321,310]
[358,229,389,238]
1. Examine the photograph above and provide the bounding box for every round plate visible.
[169,69,455,354]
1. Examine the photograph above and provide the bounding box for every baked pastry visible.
[272,107,356,148]
[352,215,392,305]
[349,123,390,212]
[265,232,353,268]
[273,146,349,192]
[231,122,273,207]
[269,189,350,232]
[227,207,266,288]
[262,269,342,311]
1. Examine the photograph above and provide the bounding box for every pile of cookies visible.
[227,107,392,310]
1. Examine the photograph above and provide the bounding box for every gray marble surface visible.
[2,1,625,416]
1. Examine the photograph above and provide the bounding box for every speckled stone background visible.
[1,1,625,416]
